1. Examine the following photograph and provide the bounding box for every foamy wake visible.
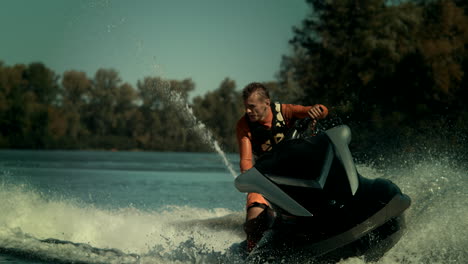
[0,180,245,263]
[346,157,467,264]
[1,153,466,264]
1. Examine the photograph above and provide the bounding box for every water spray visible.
[149,78,238,178]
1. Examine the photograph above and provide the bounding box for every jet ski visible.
[235,120,411,263]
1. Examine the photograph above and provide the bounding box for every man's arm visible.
[236,117,269,217]
[282,104,328,121]
[236,118,253,172]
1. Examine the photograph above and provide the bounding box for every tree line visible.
[0,63,243,152]
[1,0,467,160]
[276,0,468,160]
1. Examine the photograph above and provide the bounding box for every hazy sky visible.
[1,0,309,97]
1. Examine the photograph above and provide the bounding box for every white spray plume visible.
[151,77,238,178]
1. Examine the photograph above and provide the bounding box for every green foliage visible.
[1,0,466,157]
[279,0,468,158]
[0,63,223,151]
[192,78,243,152]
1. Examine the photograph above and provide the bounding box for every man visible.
[236,82,328,251]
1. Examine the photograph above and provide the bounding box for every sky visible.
[1,0,309,97]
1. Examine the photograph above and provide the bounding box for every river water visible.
[0,149,466,263]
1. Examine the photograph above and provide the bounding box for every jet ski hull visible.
[249,193,409,263]
[235,125,411,263]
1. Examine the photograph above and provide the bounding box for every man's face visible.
[244,92,270,122]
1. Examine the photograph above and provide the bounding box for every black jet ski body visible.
[235,125,411,263]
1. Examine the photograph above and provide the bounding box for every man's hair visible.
[242,82,270,101]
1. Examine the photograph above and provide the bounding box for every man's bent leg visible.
[245,193,270,252]
[244,205,269,252]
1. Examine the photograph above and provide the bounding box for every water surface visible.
[0,150,466,263]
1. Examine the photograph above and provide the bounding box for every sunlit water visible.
[0,149,466,264]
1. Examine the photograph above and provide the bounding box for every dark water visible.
[0,150,466,263]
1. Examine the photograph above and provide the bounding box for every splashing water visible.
[0,179,245,264]
[0,148,467,263]
[149,77,238,178]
